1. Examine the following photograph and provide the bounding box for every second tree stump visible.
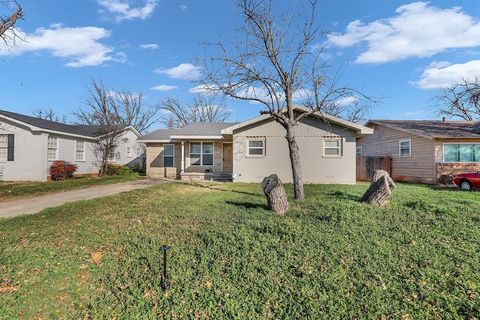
[361,170,396,206]
[262,174,289,214]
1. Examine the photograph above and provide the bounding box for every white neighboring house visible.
[0,109,143,181]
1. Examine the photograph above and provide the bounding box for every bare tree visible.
[1,1,24,45]
[32,108,66,123]
[437,77,480,121]
[200,0,374,200]
[111,91,161,133]
[74,80,123,176]
[160,95,231,129]
[75,81,162,133]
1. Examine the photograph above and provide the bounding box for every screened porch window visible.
[163,144,175,167]
[190,142,214,166]
[444,144,480,163]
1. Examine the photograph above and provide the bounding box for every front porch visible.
[145,139,233,181]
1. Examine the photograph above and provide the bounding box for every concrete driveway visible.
[0,178,171,218]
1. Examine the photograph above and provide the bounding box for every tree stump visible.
[361,170,396,206]
[262,174,289,214]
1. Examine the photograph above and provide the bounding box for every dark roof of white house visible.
[140,122,238,141]
[0,109,130,138]
[368,120,480,139]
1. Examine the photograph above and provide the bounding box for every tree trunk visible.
[285,125,305,200]
[262,174,289,214]
[361,170,396,206]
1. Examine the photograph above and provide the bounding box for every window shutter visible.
[7,134,14,161]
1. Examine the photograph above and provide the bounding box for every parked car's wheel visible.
[460,180,473,191]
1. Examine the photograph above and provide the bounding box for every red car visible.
[453,172,480,191]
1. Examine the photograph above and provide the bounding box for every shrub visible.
[106,164,133,176]
[130,163,146,175]
[50,161,78,181]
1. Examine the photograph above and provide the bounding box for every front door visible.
[223,143,233,173]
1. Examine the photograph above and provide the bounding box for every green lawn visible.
[0,174,142,201]
[0,182,479,319]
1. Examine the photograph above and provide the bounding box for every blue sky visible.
[1,0,479,129]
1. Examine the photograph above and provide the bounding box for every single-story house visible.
[357,119,480,183]
[0,109,143,181]
[139,107,373,183]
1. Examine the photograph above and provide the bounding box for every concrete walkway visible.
[0,178,171,218]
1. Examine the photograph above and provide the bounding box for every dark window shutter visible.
[7,134,14,161]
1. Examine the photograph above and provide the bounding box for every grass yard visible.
[0,174,142,201]
[0,182,479,319]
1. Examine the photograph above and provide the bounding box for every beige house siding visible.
[145,142,181,178]
[232,117,357,184]
[146,141,226,178]
[357,124,437,183]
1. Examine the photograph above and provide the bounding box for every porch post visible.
[181,141,185,173]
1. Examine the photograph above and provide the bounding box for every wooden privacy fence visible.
[356,156,392,181]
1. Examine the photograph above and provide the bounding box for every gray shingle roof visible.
[140,122,238,141]
[369,120,480,139]
[0,109,105,137]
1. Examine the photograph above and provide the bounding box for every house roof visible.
[0,109,141,139]
[139,122,238,141]
[221,105,374,136]
[367,120,480,139]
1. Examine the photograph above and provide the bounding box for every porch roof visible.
[139,122,238,142]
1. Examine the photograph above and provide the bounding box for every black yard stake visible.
[161,245,171,290]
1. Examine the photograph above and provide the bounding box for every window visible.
[399,139,411,157]
[75,141,85,161]
[127,146,132,158]
[0,135,7,161]
[356,147,363,156]
[108,149,116,162]
[190,142,214,166]
[247,139,265,156]
[163,144,174,167]
[444,144,480,163]
[324,138,342,156]
[47,136,58,161]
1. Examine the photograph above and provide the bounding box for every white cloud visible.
[0,25,116,67]
[336,96,359,106]
[97,0,157,22]
[179,4,187,11]
[329,2,480,64]
[154,63,201,80]
[415,60,480,89]
[151,84,178,91]
[188,84,219,95]
[140,43,159,50]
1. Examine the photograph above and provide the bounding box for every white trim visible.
[163,144,175,168]
[246,138,265,157]
[140,139,172,143]
[323,137,343,157]
[221,106,374,136]
[442,142,480,163]
[189,141,214,166]
[170,135,224,140]
[75,140,86,161]
[399,139,411,158]
[126,146,132,158]
[181,141,185,173]
[0,114,142,140]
